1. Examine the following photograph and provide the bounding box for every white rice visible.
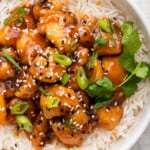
[0,0,150,150]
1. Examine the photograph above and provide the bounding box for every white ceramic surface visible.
[111,0,150,150]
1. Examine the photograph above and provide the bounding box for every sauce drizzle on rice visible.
[0,0,150,150]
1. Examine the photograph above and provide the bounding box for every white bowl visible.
[111,0,150,149]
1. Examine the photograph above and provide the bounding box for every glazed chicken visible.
[0,0,131,150]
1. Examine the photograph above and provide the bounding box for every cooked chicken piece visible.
[90,59,104,83]
[71,25,94,48]
[33,0,63,19]
[52,108,94,146]
[0,26,20,48]
[30,47,66,83]
[0,94,7,125]
[102,56,127,85]
[40,85,79,119]
[0,79,16,98]
[29,113,48,150]
[96,105,123,130]
[16,30,47,65]
[37,10,76,53]
[52,122,84,146]
[96,33,122,56]
[74,47,89,65]
[15,73,38,99]
[0,54,15,80]
[76,90,90,108]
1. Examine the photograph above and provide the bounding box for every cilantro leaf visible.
[86,84,113,100]
[86,77,115,101]
[94,36,109,49]
[121,76,141,97]
[119,21,141,73]
[123,30,141,54]
[96,76,116,91]
[93,97,114,110]
[121,21,134,44]
[135,62,150,78]
[87,52,98,70]
[119,53,136,72]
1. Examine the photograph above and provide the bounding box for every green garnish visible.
[61,72,69,85]
[87,52,98,70]
[76,66,89,90]
[118,21,150,96]
[16,115,33,132]
[39,86,53,97]
[47,97,60,108]
[86,77,116,109]
[4,8,26,26]
[98,19,113,33]
[119,21,141,72]
[86,77,115,100]
[93,96,115,110]
[93,36,109,49]
[70,41,77,51]
[2,50,22,72]
[11,101,29,115]
[53,53,72,66]
[64,118,79,130]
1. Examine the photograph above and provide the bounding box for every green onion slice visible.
[76,66,89,90]
[53,53,72,66]
[98,19,113,33]
[11,101,29,115]
[39,86,53,96]
[2,50,22,72]
[16,115,33,132]
[87,52,98,70]
[70,41,77,51]
[64,118,80,130]
[61,73,69,85]
[47,97,60,108]
[4,8,26,26]
[94,36,109,49]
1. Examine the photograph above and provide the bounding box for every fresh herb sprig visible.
[119,21,150,96]
[86,77,116,109]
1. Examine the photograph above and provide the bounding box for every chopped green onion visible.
[47,97,60,108]
[39,86,53,97]
[53,53,72,66]
[2,50,22,72]
[16,115,33,132]
[98,19,113,33]
[4,8,26,26]
[93,97,114,110]
[11,101,29,115]
[87,52,98,70]
[70,41,77,51]
[64,118,80,130]
[76,66,89,90]
[94,36,109,49]
[61,73,69,85]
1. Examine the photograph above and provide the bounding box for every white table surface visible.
[130,0,150,150]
